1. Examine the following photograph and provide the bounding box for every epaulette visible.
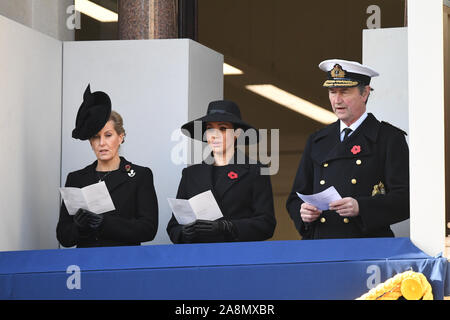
[380,121,407,136]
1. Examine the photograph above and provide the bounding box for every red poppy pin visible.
[124,164,131,172]
[228,171,238,180]
[351,145,361,155]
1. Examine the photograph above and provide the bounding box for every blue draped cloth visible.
[0,237,448,299]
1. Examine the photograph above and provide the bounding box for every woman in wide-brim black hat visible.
[166,100,276,244]
[56,84,159,248]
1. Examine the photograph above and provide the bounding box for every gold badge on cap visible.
[371,181,386,196]
[331,64,346,78]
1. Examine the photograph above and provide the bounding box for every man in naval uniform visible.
[286,59,409,239]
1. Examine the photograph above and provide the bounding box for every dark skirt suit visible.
[167,159,276,243]
[286,113,409,239]
[57,157,158,247]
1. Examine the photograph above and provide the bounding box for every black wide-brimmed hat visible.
[181,100,259,144]
[72,84,112,140]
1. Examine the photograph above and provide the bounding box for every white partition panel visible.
[363,28,409,135]
[0,15,62,251]
[407,1,446,256]
[62,39,223,245]
[362,27,410,238]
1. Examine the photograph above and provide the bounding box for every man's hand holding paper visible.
[296,186,342,211]
[300,202,322,223]
[329,197,360,217]
[297,186,351,222]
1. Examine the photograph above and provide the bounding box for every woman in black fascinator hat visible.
[57,84,158,248]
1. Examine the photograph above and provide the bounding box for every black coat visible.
[167,157,276,243]
[56,157,158,247]
[286,113,409,239]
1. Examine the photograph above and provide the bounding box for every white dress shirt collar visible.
[340,112,368,141]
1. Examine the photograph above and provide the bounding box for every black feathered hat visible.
[72,84,112,140]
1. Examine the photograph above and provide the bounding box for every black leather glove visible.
[73,209,91,230]
[195,219,237,240]
[180,221,196,243]
[88,212,103,229]
[218,220,236,238]
[74,209,103,230]
[194,220,220,236]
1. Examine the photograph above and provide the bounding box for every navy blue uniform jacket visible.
[286,113,409,239]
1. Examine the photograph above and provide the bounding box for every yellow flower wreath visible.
[357,270,433,300]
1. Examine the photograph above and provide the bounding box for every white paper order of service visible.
[167,190,223,225]
[59,181,115,215]
[296,186,342,211]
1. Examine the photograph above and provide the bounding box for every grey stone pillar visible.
[118,0,178,40]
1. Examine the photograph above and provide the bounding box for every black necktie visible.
[342,128,352,141]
